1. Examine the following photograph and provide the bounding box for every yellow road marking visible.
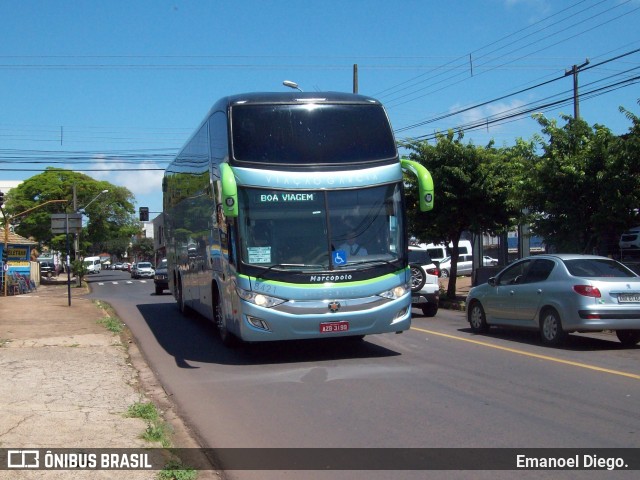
[411,326,640,380]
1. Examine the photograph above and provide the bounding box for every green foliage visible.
[158,460,198,480]
[131,237,155,261]
[126,402,159,421]
[126,401,172,447]
[97,316,123,334]
[71,259,88,283]
[403,101,640,280]
[522,113,640,253]
[402,130,524,298]
[3,168,136,255]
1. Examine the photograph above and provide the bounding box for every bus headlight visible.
[237,287,286,308]
[379,284,409,300]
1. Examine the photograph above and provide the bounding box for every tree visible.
[403,131,523,298]
[130,237,155,261]
[521,113,640,254]
[4,168,137,255]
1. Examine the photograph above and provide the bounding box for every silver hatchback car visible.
[466,254,640,346]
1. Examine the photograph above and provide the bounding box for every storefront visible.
[1,227,37,293]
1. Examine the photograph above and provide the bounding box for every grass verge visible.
[93,299,124,333]
[126,401,198,479]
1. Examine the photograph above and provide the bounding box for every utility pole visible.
[353,64,358,94]
[565,58,589,119]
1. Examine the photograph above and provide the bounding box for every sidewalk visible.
[439,275,472,310]
[0,283,217,479]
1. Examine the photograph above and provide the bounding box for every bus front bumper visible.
[235,294,412,342]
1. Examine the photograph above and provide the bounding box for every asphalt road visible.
[87,269,640,480]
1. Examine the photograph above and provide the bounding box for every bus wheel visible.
[177,278,187,314]
[215,302,237,347]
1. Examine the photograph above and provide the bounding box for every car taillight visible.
[427,267,440,277]
[573,285,601,298]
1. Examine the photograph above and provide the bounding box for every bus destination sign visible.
[257,192,316,203]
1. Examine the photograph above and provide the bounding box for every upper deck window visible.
[230,103,396,165]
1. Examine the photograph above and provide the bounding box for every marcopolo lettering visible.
[310,274,353,282]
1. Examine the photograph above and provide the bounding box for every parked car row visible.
[107,262,131,271]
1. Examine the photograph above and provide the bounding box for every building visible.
[1,226,38,290]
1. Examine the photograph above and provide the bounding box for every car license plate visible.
[320,321,349,333]
[618,293,640,303]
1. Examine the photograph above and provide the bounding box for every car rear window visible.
[137,262,152,268]
[564,259,637,278]
[408,249,432,265]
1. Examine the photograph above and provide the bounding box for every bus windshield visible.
[231,103,397,165]
[238,183,404,272]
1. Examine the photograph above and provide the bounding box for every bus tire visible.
[213,287,238,347]
[177,276,188,314]
[216,308,237,347]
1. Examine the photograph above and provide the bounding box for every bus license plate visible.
[320,321,349,333]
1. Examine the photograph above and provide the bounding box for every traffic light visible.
[139,207,149,222]
[0,190,4,206]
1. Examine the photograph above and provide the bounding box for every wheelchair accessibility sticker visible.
[333,250,347,266]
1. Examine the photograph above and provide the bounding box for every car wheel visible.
[615,330,640,347]
[410,264,427,292]
[155,285,163,295]
[441,269,449,278]
[468,301,489,333]
[421,303,438,317]
[539,308,566,346]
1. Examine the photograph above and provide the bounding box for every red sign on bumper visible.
[319,321,349,333]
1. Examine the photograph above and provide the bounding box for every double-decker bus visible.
[163,92,433,345]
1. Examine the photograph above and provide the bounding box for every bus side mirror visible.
[220,163,238,218]
[401,159,434,212]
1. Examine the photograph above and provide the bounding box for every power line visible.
[394,48,640,135]
[385,2,639,109]
[401,74,640,143]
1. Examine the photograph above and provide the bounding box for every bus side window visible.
[228,220,238,267]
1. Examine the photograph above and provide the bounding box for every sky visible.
[1,0,639,217]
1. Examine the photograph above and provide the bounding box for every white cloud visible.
[88,156,164,198]
[456,98,526,125]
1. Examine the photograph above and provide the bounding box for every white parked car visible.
[408,246,440,317]
[440,254,499,277]
[619,227,640,250]
[439,255,473,278]
[132,262,155,279]
[483,255,499,266]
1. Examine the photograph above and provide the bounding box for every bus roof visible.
[219,91,383,108]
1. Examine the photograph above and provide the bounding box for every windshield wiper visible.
[256,263,308,279]
[339,259,396,268]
